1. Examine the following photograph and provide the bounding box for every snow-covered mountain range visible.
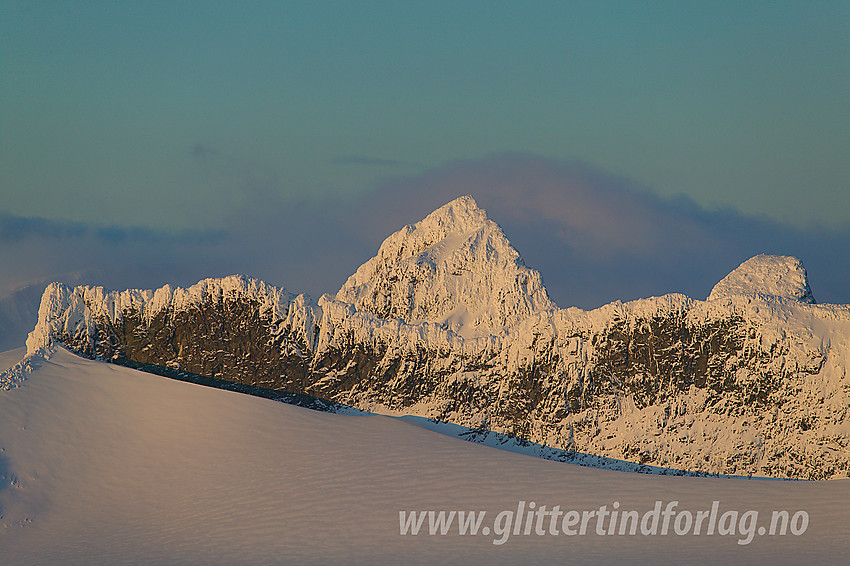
[5,196,849,479]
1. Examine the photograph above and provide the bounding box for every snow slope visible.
[0,347,25,373]
[0,348,847,565]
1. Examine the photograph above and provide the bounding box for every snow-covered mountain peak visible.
[708,254,816,303]
[415,194,489,235]
[336,196,554,337]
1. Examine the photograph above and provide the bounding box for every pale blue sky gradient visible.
[2,1,848,229]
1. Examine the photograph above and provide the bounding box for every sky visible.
[1,1,849,311]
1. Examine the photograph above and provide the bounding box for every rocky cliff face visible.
[11,197,850,479]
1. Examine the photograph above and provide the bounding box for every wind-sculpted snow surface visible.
[9,197,850,479]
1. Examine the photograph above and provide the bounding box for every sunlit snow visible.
[1,349,846,565]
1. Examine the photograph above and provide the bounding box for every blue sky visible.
[1,1,849,306]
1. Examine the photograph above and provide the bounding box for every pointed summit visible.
[414,195,489,235]
[336,196,554,337]
[708,254,816,304]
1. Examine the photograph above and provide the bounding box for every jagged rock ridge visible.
[8,196,850,480]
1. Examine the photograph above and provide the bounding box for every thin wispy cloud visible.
[0,214,230,298]
[331,155,420,167]
[0,214,87,241]
[191,144,219,160]
[0,214,224,246]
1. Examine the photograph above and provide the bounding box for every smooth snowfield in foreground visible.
[1,349,847,565]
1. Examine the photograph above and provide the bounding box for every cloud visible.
[3,153,849,315]
[0,213,87,241]
[0,214,230,297]
[330,155,419,167]
[191,144,218,160]
[0,213,223,246]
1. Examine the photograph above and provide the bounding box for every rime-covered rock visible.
[708,254,816,304]
[336,195,554,338]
